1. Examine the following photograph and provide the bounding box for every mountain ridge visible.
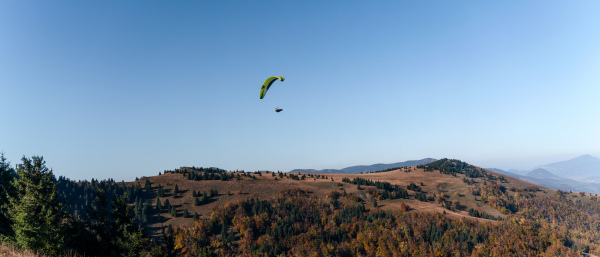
[487,155,600,194]
[490,167,600,194]
[290,158,437,174]
[527,168,561,179]
[535,154,600,181]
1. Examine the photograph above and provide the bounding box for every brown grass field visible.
[122,162,600,239]
[0,243,78,257]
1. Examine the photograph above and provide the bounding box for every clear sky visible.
[1,1,599,181]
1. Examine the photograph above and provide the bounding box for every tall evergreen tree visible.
[144,179,152,191]
[141,201,150,224]
[0,152,16,238]
[110,195,149,256]
[155,197,162,212]
[170,206,177,217]
[5,156,67,255]
[201,192,208,203]
[158,184,164,197]
[163,198,171,210]
[162,227,176,257]
[85,187,112,255]
[84,189,151,256]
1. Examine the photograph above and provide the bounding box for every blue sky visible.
[1,1,599,181]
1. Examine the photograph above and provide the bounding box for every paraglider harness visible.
[275,108,283,113]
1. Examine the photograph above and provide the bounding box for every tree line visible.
[0,153,171,256]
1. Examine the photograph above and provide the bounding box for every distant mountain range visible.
[290,158,437,174]
[526,168,561,180]
[288,155,600,194]
[535,154,600,181]
[489,154,600,194]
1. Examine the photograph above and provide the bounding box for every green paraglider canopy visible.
[260,76,285,99]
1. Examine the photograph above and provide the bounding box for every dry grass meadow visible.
[127,163,581,238]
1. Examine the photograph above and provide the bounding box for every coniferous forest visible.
[0,154,164,256]
[1,154,600,256]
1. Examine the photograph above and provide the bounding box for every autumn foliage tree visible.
[170,187,592,256]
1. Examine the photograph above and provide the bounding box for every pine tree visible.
[0,152,16,237]
[156,197,162,212]
[173,184,179,198]
[6,156,67,255]
[201,192,208,203]
[162,226,175,257]
[110,195,150,256]
[158,184,164,197]
[85,187,112,255]
[170,206,177,217]
[135,196,142,218]
[164,199,171,210]
[141,202,149,224]
[144,179,152,191]
[165,224,173,235]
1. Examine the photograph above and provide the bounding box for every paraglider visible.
[259,76,285,99]
[260,76,285,112]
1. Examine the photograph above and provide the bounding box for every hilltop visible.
[128,158,558,235]
[139,158,600,256]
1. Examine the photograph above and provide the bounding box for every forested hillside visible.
[172,189,594,256]
[2,154,600,256]
[170,160,600,256]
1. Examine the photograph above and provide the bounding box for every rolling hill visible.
[30,158,600,256]
[125,159,557,237]
[123,158,600,256]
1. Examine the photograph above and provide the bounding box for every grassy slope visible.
[126,160,599,239]
[0,243,79,257]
